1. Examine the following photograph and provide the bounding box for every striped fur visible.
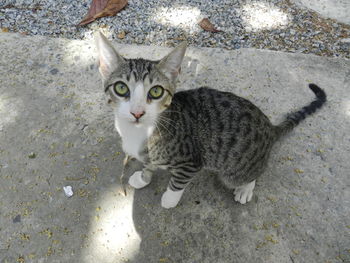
[148,85,326,191]
[276,84,327,137]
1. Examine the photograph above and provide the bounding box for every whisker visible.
[156,119,173,136]
[154,122,163,141]
[164,110,183,115]
[158,116,178,131]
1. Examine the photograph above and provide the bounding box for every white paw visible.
[234,180,256,204]
[128,171,149,189]
[161,187,184,209]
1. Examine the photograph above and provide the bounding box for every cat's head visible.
[95,32,186,127]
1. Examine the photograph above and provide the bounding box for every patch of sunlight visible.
[82,27,113,41]
[241,2,290,32]
[344,100,350,116]
[81,188,141,263]
[152,6,202,32]
[63,40,96,67]
[0,95,19,129]
[63,27,112,67]
[63,39,95,67]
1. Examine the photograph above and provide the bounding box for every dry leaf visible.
[78,0,128,26]
[294,168,304,174]
[1,28,9,32]
[117,30,126,39]
[198,18,222,33]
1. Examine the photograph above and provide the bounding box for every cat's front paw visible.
[234,180,256,204]
[161,188,184,209]
[128,171,150,189]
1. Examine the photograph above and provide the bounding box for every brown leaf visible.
[78,0,128,26]
[117,31,126,39]
[198,18,222,33]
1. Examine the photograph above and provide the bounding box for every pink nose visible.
[130,111,145,120]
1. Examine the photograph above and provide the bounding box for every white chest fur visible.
[115,118,154,161]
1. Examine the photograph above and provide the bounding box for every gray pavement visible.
[0,32,349,263]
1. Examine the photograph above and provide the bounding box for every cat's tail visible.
[275,84,326,137]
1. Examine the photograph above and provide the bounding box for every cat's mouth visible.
[131,119,143,127]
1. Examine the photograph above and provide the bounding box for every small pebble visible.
[28,152,36,159]
[50,68,59,75]
[13,214,21,223]
[63,186,74,197]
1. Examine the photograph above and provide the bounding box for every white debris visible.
[63,186,74,197]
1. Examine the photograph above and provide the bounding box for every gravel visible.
[0,0,349,58]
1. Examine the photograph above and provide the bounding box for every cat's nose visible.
[130,111,145,120]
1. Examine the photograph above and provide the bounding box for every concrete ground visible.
[0,32,349,263]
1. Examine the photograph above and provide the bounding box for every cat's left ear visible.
[157,42,187,82]
[94,31,125,80]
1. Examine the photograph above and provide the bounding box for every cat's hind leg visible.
[161,187,185,209]
[128,165,154,189]
[161,166,199,208]
[234,180,256,204]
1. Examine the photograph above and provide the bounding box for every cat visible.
[94,32,326,209]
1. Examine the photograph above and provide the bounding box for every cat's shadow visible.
[126,158,264,263]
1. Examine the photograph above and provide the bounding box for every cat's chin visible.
[130,120,146,128]
[133,122,143,128]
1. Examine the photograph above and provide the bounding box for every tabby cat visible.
[95,32,326,208]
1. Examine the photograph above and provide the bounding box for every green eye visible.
[113,82,129,97]
[148,86,164,99]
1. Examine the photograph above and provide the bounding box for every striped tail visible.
[276,84,326,137]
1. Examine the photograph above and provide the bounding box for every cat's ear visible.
[94,31,125,80]
[157,42,187,82]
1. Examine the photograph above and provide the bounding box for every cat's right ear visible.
[94,31,125,80]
